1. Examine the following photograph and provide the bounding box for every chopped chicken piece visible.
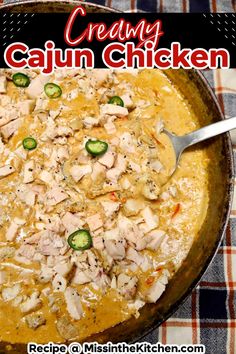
[64,287,83,320]
[16,244,35,260]
[106,154,127,182]
[104,227,119,239]
[16,100,35,115]
[33,110,48,123]
[38,232,68,256]
[86,213,103,231]
[98,150,116,169]
[61,212,84,235]
[0,164,15,178]
[119,132,135,153]
[67,88,79,101]
[0,106,18,127]
[56,146,69,162]
[0,247,15,260]
[70,165,92,182]
[1,118,23,140]
[145,271,169,303]
[39,170,54,185]
[142,179,160,200]
[92,237,105,251]
[2,283,21,302]
[24,232,41,245]
[26,74,50,99]
[23,160,35,183]
[15,146,28,160]
[146,229,166,251]
[127,299,145,317]
[140,256,153,272]
[56,126,73,138]
[38,266,55,283]
[123,199,143,216]
[45,215,65,234]
[118,215,144,249]
[25,191,36,206]
[54,261,73,277]
[46,187,68,206]
[110,276,117,289]
[6,217,26,242]
[101,104,128,117]
[91,162,106,182]
[120,177,131,190]
[126,247,144,266]
[110,137,120,146]
[56,317,79,340]
[140,207,159,233]
[20,291,42,313]
[115,154,127,171]
[77,152,91,165]
[117,274,138,300]
[83,117,100,129]
[0,94,11,107]
[25,313,46,330]
[100,201,120,218]
[93,271,110,291]
[121,93,134,109]
[72,268,91,285]
[89,69,110,86]
[150,160,163,173]
[52,274,67,292]
[0,76,7,93]
[104,239,126,260]
[104,120,116,134]
[129,160,141,173]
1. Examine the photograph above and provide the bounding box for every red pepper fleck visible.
[110,192,118,202]
[172,203,181,219]
[145,276,155,286]
[155,267,163,272]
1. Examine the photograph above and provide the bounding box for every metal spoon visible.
[161,116,236,176]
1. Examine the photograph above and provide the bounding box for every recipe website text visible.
[27,342,206,354]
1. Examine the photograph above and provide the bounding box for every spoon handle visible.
[184,116,236,147]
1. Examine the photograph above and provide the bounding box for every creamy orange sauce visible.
[0,69,210,344]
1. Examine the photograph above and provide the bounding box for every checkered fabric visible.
[0,0,236,353]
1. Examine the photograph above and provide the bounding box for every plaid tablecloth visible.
[0,0,236,353]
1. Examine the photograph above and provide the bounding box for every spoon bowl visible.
[161,116,236,176]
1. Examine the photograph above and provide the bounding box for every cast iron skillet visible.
[0,1,234,352]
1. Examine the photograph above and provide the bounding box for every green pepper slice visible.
[85,139,108,157]
[12,73,30,88]
[67,229,92,251]
[108,96,124,107]
[22,137,37,151]
[44,83,62,99]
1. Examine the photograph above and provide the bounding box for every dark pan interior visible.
[0,2,234,352]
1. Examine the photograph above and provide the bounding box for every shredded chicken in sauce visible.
[0,69,210,343]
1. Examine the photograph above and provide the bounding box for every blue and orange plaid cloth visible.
[0,0,236,353]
